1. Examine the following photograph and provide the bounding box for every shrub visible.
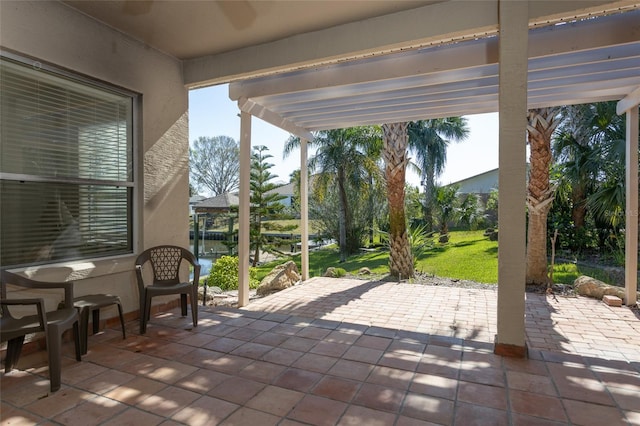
[333,267,347,278]
[208,255,259,291]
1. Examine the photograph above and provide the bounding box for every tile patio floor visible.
[2,277,639,425]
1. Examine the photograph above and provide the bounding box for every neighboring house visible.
[446,168,499,195]
[2,1,637,356]
[193,193,240,216]
[266,181,295,208]
[188,195,206,216]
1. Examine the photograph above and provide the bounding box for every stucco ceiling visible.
[62,0,433,60]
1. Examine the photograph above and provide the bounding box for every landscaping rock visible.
[324,267,338,277]
[489,231,498,241]
[574,275,640,303]
[257,261,300,296]
[358,267,371,275]
[439,234,449,243]
[198,286,222,302]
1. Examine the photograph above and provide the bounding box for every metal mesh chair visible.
[135,245,200,334]
[0,270,81,392]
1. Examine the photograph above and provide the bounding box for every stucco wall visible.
[0,1,190,317]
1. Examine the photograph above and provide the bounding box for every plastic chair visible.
[135,245,200,334]
[0,270,81,392]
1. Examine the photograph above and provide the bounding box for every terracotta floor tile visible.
[24,387,95,419]
[378,352,421,372]
[176,331,218,347]
[204,337,245,353]
[354,335,392,350]
[401,392,454,425]
[507,370,558,396]
[337,405,398,426]
[312,376,361,402]
[225,327,264,342]
[75,369,136,395]
[563,398,627,426]
[207,376,266,404]
[288,394,348,425]
[296,326,332,340]
[51,395,127,426]
[366,365,414,390]
[219,407,280,426]
[60,361,108,385]
[245,385,304,416]
[174,368,230,394]
[101,407,165,426]
[261,347,304,366]
[230,342,273,359]
[459,366,505,387]
[456,381,507,411]
[509,389,567,422]
[238,360,287,383]
[609,386,640,411]
[281,336,318,352]
[0,371,51,406]
[328,359,373,381]
[204,354,254,375]
[146,360,196,384]
[352,382,405,413]
[310,341,350,357]
[136,385,200,417]
[395,415,442,425]
[511,413,569,426]
[171,395,239,426]
[103,377,167,406]
[453,402,507,426]
[272,367,323,392]
[245,319,280,332]
[292,352,338,373]
[251,331,290,347]
[409,373,457,400]
[342,345,384,364]
[0,402,44,425]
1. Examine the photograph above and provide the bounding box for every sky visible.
[188,84,501,190]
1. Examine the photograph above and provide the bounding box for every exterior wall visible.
[0,1,189,317]
[448,169,499,194]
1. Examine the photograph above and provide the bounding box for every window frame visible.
[0,50,141,269]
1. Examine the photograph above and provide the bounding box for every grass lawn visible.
[251,229,618,286]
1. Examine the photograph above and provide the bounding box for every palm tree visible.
[408,118,469,232]
[285,127,381,262]
[382,122,413,279]
[526,107,561,285]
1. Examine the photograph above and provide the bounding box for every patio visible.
[1,277,639,425]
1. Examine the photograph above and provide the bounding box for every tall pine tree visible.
[250,146,296,266]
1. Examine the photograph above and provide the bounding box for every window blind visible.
[0,56,135,267]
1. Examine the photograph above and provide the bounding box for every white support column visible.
[238,111,251,307]
[300,138,310,281]
[625,107,638,306]
[495,0,528,357]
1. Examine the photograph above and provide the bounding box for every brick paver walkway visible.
[2,277,639,425]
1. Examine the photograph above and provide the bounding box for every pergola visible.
[227,6,640,357]
[60,0,640,357]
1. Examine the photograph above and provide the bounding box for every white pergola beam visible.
[229,10,640,102]
[237,97,314,141]
[617,86,640,115]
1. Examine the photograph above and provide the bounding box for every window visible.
[0,54,136,267]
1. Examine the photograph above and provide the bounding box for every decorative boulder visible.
[358,267,371,275]
[257,261,300,296]
[198,285,222,303]
[574,275,640,302]
[489,231,498,241]
[324,267,338,277]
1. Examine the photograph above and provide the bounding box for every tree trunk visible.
[382,122,414,279]
[337,168,349,262]
[423,163,436,232]
[526,108,559,285]
[571,183,587,230]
